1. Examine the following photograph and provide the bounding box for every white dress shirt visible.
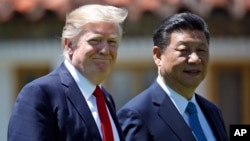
[156,75,216,141]
[64,59,120,141]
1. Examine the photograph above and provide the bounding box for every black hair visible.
[153,12,210,52]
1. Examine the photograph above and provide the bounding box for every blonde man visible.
[8,4,128,141]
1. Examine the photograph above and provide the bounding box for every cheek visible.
[200,54,209,64]
[71,47,89,63]
[163,54,184,66]
[111,48,118,58]
[75,47,86,56]
[168,58,186,72]
[78,43,96,55]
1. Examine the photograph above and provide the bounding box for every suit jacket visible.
[118,81,228,141]
[8,63,124,141]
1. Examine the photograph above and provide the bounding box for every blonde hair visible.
[61,4,128,49]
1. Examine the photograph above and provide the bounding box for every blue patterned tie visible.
[186,102,207,141]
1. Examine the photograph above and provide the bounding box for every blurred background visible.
[1,0,250,140]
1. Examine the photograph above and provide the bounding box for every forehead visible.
[170,30,207,44]
[82,22,119,36]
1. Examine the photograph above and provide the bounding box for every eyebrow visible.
[90,33,119,38]
[178,40,207,47]
[85,34,119,41]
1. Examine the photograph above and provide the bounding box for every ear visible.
[64,38,74,56]
[153,46,162,66]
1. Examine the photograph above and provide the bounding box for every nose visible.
[99,41,110,55]
[188,52,201,64]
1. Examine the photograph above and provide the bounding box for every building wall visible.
[1,37,250,140]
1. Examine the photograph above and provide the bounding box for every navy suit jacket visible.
[8,63,124,141]
[118,81,228,141]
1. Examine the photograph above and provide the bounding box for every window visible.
[209,63,250,133]
[15,65,50,98]
[103,63,157,109]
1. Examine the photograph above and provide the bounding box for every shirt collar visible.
[156,75,197,115]
[64,59,96,100]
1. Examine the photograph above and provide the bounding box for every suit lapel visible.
[101,87,125,141]
[151,81,196,141]
[196,95,227,140]
[58,63,102,141]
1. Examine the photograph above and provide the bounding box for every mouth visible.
[183,70,201,76]
[93,58,111,61]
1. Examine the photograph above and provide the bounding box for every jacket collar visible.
[150,81,196,141]
[57,63,102,140]
[58,62,125,141]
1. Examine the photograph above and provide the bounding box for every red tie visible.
[93,86,114,141]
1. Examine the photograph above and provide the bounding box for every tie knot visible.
[186,102,198,115]
[93,86,103,98]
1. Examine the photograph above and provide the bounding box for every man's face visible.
[154,30,209,95]
[66,22,119,84]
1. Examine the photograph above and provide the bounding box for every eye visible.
[177,48,189,53]
[88,38,102,45]
[177,44,188,52]
[180,48,189,52]
[197,47,208,53]
[196,43,208,52]
[108,39,118,46]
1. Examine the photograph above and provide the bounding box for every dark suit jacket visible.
[118,81,228,141]
[8,63,124,141]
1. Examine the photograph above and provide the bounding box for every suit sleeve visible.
[8,83,56,141]
[118,108,151,141]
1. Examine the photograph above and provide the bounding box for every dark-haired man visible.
[118,12,228,141]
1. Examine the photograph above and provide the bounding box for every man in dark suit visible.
[118,13,228,141]
[8,4,128,141]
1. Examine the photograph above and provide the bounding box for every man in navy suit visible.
[118,13,228,141]
[8,4,128,141]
